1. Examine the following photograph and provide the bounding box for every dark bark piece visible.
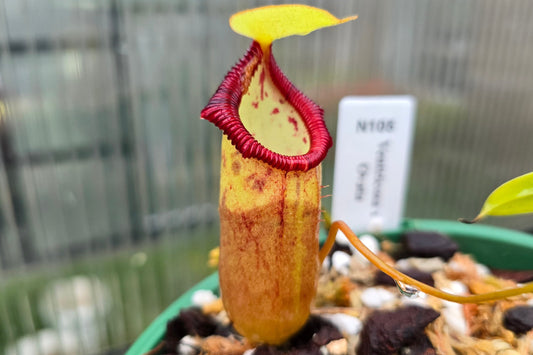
[292,315,342,347]
[164,314,187,352]
[310,318,344,346]
[254,345,283,355]
[328,241,353,256]
[400,334,437,355]
[375,268,435,287]
[503,305,533,335]
[164,307,218,352]
[255,315,342,354]
[214,320,240,338]
[492,269,533,283]
[254,344,322,355]
[356,305,440,355]
[402,231,458,260]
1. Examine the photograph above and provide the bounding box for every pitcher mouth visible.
[201,41,332,172]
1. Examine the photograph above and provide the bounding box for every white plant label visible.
[331,96,416,234]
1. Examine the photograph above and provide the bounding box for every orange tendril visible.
[324,221,533,303]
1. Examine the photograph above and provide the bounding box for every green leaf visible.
[461,172,533,223]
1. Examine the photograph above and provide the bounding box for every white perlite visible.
[331,251,352,275]
[441,281,468,335]
[178,335,201,355]
[360,287,397,308]
[395,257,446,273]
[322,313,363,336]
[352,234,380,264]
[335,232,380,264]
[322,256,331,272]
[191,289,218,307]
[442,306,468,335]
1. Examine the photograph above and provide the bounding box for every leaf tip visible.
[339,14,359,24]
[458,215,483,224]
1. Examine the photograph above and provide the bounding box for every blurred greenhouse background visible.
[0,0,532,353]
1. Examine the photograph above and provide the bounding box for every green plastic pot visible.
[126,219,533,355]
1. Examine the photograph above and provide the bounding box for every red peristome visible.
[201,41,332,172]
